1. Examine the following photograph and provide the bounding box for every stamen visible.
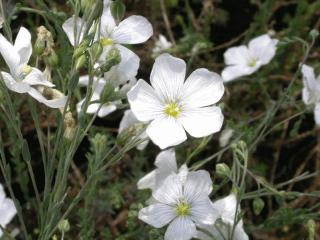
[164,102,181,118]
[175,201,191,216]
[100,38,113,46]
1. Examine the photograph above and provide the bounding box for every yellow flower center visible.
[22,65,32,75]
[100,38,113,46]
[164,102,181,118]
[175,202,191,216]
[248,58,257,67]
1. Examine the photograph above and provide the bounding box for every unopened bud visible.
[307,219,316,240]
[253,198,265,215]
[34,38,46,56]
[309,29,319,39]
[45,51,59,66]
[58,219,70,233]
[82,0,103,21]
[100,82,117,103]
[215,163,231,178]
[111,0,126,22]
[89,41,103,62]
[75,55,87,71]
[99,47,121,72]
[73,38,91,59]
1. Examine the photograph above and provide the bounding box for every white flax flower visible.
[0,184,17,237]
[301,64,320,126]
[0,27,67,108]
[62,0,153,83]
[127,53,225,149]
[195,193,248,240]
[139,170,217,240]
[118,110,149,150]
[152,34,173,55]
[222,34,278,82]
[137,148,187,190]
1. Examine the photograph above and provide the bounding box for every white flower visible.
[219,128,234,148]
[195,194,249,240]
[152,34,172,54]
[301,64,320,126]
[139,170,217,240]
[0,27,67,108]
[76,75,136,118]
[0,184,17,237]
[222,34,278,82]
[137,148,188,190]
[118,110,149,150]
[62,0,153,83]
[127,53,225,149]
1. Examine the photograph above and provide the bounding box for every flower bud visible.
[307,219,316,240]
[45,51,59,67]
[82,0,103,21]
[75,55,87,71]
[100,82,118,103]
[73,38,91,59]
[111,0,126,22]
[253,197,265,215]
[89,41,103,62]
[58,219,70,233]
[34,38,46,56]
[309,29,319,39]
[215,163,231,178]
[99,47,121,73]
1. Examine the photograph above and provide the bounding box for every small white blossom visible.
[62,0,153,83]
[76,75,136,118]
[195,194,249,240]
[222,34,278,82]
[219,128,234,147]
[118,110,149,150]
[152,34,173,55]
[301,64,320,126]
[137,148,187,190]
[0,184,17,237]
[139,170,218,240]
[0,27,67,108]
[127,53,225,149]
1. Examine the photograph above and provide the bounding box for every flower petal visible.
[147,117,187,149]
[0,198,17,226]
[62,16,87,46]
[100,3,116,37]
[222,65,255,82]
[164,217,196,240]
[153,173,182,204]
[315,103,320,126]
[248,34,278,64]
[154,148,177,172]
[139,203,175,228]
[127,79,164,122]
[0,33,20,74]
[23,68,55,87]
[179,106,224,138]
[150,53,186,102]
[1,72,30,93]
[190,195,217,225]
[119,110,139,133]
[28,88,67,108]
[111,15,153,44]
[97,104,117,117]
[301,64,320,105]
[223,46,250,66]
[182,68,224,108]
[14,27,32,66]
[137,170,156,190]
[211,194,237,222]
[184,170,213,201]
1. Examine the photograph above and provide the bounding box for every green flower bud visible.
[73,38,91,59]
[45,51,59,66]
[307,219,316,240]
[100,82,117,103]
[99,47,121,73]
[253,197,265,215]
[111,0,126,22]
[309,29,319,39]
[89,41,103,62]
[34,38,46,56]
[82,0,103,21]
[215,163,231,178]
[58,219,70,233]
[75,55,87,71]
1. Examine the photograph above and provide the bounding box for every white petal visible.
[104,45,139,84]
[0,33,20,73]
[62,16,87,46]
[138,203,175,228]
[154,148,177,172]
[153,173,182,204]
[100,4,116,37]
[190,195,217,225]
[315,103,320,126]
[184,170,213,201]
[150,53,186,102]
[137,170,156,190]
[97,104,117,117]
[301,64,320,105]
[211,194,237,222]
[119,110,139,133]
[0,185,5,204]
[111,15,153,44]
[179,106,224,138]
[248,34,278,64]
[14,27,32,66]
[0,198,17,226]
[182,68,224,108]
[164,217,196,240]
[28,88,67,108]
[223,46,250,66]
[127,79,164,122]
[147,117,187,149]
[23,68,54,87]
[1,72,30,93]
[222,65,256,82]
